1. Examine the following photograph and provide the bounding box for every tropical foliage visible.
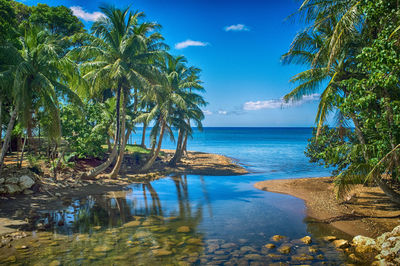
[284,0,400,203]
[0,1,206,178]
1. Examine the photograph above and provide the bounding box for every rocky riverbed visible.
[0,213,378,265]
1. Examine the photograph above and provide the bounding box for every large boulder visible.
[4,184,21,194]
[352,235,377,254]
[364,225,400,265]
[18,175,35,190]
[377,236,400,265]
[0,171,37,195]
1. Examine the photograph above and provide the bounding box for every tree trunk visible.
[107,137,112,152]
[83,85,122,179]
[27,110,33,153]
[0,99,2,148]
[18,134,27,168]
[375,178,400,205]
[169,129,184,166]
[350,113,400,204]
[109,96,129,178]
[141,122,147,148]
[182,130,188,156]
[140,119,165,172]
[0,107,18,170]
[182,119,190,156]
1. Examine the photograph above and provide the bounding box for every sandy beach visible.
[254,177,400,238]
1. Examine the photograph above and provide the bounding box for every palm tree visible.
[74,5,164,178]
[138,55,190,172]
[0,25,81,170]
[169,67,206,166]
[285,0,400,203]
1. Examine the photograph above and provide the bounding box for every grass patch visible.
[125,144,150,154]
[101,144,165,157]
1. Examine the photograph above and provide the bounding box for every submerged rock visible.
[187,238,203,246]
[292,254,313,261]
[240,246,257,254]
[93,245,112,253]
[264,243,276,249]
[332,239,349,249]
[323,236,337,242]
[152,249,173,256]
[271,235,286,242]
[48,260,61,266]
[300,236,312,244]
[177,226,190,233]
[221,243,236,249]
[278,245,291,254]
[244,253,262,260]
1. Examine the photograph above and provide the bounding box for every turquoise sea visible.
[129,127,332,178]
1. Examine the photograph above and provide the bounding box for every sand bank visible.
[254,177,400,238]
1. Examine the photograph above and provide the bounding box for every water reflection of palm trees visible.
[53,175,210,237]
[26,175,213,264]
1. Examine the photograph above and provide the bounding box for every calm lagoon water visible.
[2,128,358,265]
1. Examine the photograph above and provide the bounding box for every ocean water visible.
[2,128,358,265]
[129,127,332,178]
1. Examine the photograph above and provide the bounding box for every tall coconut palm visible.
[74,5,164,178]
[0,25,82,170]
[138,55,190,172]
[169,67,206,166]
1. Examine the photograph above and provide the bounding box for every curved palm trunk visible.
[83,85,122,179]
[0,107,18,170]
[350,114,400,203]
[0,99,2,147]
[140,119,165,172]
[169,129,184,166]
[182,130,188,156]
[109,101,131,178]
[141,122,147,148]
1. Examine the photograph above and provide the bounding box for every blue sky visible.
[23,0,323,127]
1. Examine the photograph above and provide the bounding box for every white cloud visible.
[202,110,213,115]
[224,24,249,32]
[175,40,209,49]
[70,6,105,22]
[243,93,320,111]
[218,110,228,115]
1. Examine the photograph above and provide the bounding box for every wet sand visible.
[254,177,400,238]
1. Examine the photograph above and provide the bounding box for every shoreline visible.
[254,177,400,238]
[0,150,248,235]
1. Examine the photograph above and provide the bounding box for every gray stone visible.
[18,175,35,190]
[5,184,21,194]
[7,177,20,184]
[0,178,5,184]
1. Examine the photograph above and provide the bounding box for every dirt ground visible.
[254,177,400,238]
